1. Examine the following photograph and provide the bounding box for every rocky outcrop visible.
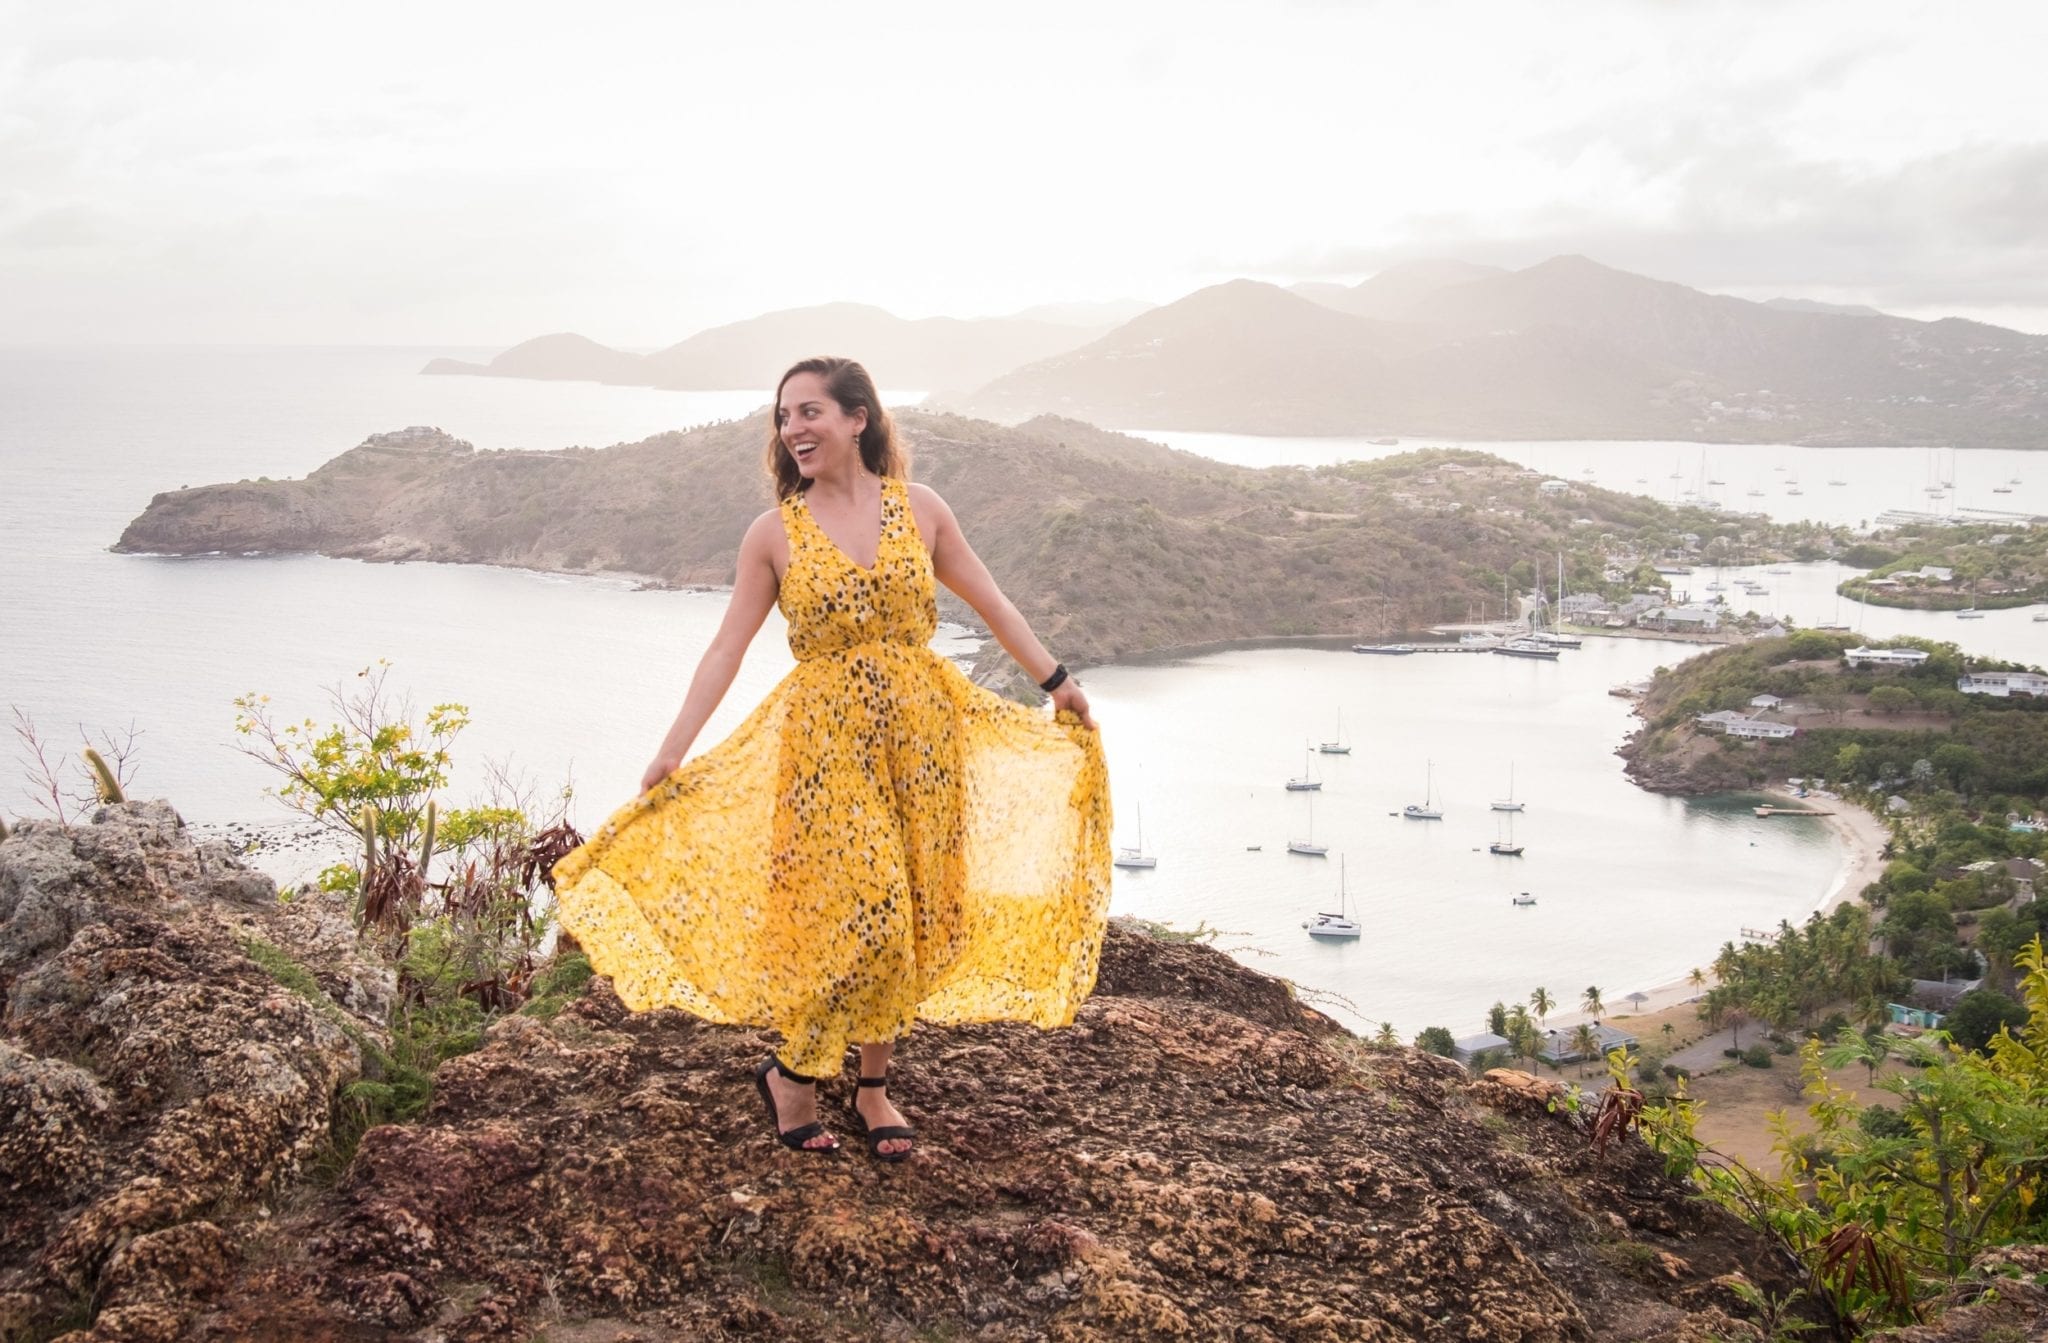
[114,416,1799,671]
[0,803,1876,1340]
[0,801,391,1342]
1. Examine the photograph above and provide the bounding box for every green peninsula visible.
[117,412,1825,673]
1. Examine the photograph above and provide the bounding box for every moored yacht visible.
[1304,856,1362,939]
[1404,761,1443,819]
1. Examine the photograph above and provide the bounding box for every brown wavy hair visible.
[764,356,909,500]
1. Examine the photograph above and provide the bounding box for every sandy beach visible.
[1547,785,1893,1034]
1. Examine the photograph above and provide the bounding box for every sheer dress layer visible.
[551,477,1112,1076]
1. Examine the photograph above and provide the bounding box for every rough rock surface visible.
[0,801,390,1342]
[14,803,2035,1340]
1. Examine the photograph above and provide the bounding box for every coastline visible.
[1549,784,1892,1034]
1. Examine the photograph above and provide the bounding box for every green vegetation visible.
[1629,938,2048,1333]
[1627,631,2048,797]
[234,663,587,1170]
[1837,523,2048,612]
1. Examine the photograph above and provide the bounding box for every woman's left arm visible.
[915,484,1096,730]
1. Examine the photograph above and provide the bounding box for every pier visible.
[1753,805,1833,817]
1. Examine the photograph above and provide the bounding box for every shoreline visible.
[1547,784,1892,1035]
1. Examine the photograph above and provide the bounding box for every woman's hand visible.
[640,754,683,794]
[1050,678,1096,731]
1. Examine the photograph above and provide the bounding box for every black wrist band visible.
[1039,663,1069,693]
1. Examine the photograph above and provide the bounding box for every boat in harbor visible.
[1489,810,1524,857]
[1492,763,1525,812]
[1511,892,1537,907]
[1288,792,1329,856]
[1403,761,1443,820]
[1285,741,1323,791]
[1113,802,1158,870]
[1318,711,1351,755]
[1304,856,1362,939]
[1828,479,1848,486]
[1957,609,1985,619]
[1494,639,1560,659]
[1352,643,1416,655]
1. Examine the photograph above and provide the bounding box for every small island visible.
[1837,522,2048,612]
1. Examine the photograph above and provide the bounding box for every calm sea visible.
[6,345,2040,1034]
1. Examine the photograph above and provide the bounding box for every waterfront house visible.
[1958,670,2048,697]
[1452,1032,1513,1066]
[1639,605,1721,632]
[1535,1023,1638,1065]
[1843,646,1931,669]
[1903,565,1955,583]
[1696,711,1797,739]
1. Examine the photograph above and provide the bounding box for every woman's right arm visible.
[639,511,784,792]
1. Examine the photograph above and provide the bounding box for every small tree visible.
[1414,1026,1457,1057]
[1582,985,1605,1018]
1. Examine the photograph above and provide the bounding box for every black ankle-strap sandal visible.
[848,1075,916,1163]
[754,1056,840,1154]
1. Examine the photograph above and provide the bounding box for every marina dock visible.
[1753,805,1833,817]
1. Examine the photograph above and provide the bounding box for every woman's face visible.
[776,372,868,480]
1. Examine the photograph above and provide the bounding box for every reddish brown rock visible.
[1,803,1886,1341]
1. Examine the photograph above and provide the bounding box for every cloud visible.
[1252,140,2048,318]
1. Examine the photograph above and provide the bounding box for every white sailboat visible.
[1285,739,1323,790]
[1511,892,1538,907]
[1288,791,1329,856]
[1491,763,1525,812]
[1113,801,1157,870]
[1317,710,1351,755]
[1489,809,1524,857]
[1304,855,1362,939]
[1403,760,1443,820]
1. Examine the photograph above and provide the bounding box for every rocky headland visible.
[0,800,1878,1341]
[113,415,1788,679]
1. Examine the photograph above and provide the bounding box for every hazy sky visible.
[5,1,2046,345]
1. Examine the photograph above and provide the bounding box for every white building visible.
[1903,565,1955,583]
[1749,694,1785,710]
[1844,646,1931,669]
[1958,671,2048,697]
[1697,711,1797,739]
[1538,479,1572,494]
[1639,605,1721,631]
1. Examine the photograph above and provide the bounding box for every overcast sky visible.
[4,1,2046,345]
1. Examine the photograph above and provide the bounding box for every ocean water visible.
[9,344,2032,1034]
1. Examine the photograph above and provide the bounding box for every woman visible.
[550,356,1111,1161]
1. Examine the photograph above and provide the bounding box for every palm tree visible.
[1570,1023,1600,1076]
[1375,1020,1399,1050]
[1582,985,1604,1018]
[1687,967,1708,993]
[1505,1004,1537,1074]
[1529,987,1554,1032]
[1661,1022,1675,1048]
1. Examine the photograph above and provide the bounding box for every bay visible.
[10,345,2036,1038]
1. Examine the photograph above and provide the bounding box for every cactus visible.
[417,799,438,876]
[82,747,125,804]
[360,803,380,883]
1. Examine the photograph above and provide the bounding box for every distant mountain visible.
[422,305,1107,397]
[1301,259,1508,320]
[960,277,1682,438]
[961,256,2048,447]
[422,332,650,383]
[1764,297,1886,318]
[638,302,1105,395]
[1005,298,1156,327]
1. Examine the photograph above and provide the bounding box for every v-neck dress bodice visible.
[551,476,1112,1076]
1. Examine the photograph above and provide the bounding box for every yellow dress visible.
[550,476,1113,1077]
